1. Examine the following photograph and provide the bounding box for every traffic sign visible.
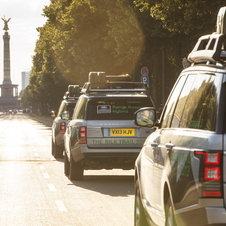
[141,75,149,85]
[140,67,149,76]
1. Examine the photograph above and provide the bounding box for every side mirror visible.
[134,107,156,127]
[50,110,56,117]
[61,111,70,120]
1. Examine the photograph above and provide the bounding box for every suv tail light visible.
[60,122,66,133]
[78,127,87,144]
[195,151,222,197]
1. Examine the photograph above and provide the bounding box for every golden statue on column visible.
[1,17,11,31]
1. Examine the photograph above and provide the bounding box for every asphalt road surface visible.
[0,113,134,226]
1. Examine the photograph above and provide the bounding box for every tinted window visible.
[161,76,187,128]
[171,73,220,131]
[86,97,153,120]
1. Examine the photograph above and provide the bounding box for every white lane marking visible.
[55,200,67,212]
[39,165,45,170]
[43,173,50,178]
[48,184,57,192]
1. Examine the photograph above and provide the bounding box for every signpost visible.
[140,67,149,86]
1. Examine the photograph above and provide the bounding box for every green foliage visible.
[20,0,226,112]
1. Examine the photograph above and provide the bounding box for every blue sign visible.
[141,75,149,85]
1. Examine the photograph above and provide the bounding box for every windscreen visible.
[87,97,153,120]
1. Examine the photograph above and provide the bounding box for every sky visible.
[0,0,50,91]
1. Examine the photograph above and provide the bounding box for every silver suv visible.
[133,7,226,226]
[64,72,155,180]
[51,85,80,158]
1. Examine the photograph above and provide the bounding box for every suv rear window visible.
[87,97,153,120]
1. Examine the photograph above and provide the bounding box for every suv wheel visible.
[52,139,63,158]
[165,197,176,226]
[64,152,70,176]
[51,139,54,155]
[69,152,84,180]
[134,180,148,226]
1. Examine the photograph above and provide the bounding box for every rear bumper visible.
[175,203,226,226]
[71,147,141,170]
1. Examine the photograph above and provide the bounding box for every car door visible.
[154,71,222,218]
[137,75,188,226]
[144,75,188,225]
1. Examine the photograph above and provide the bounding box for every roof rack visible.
[81,72,149,95]
[187,7,226,65]
[63,85,81,100]
[187,33,226,63]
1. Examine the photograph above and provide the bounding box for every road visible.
[0,113,134,226]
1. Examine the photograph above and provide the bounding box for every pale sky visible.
[0,0,50,91]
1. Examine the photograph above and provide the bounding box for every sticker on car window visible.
[97,105,111,114]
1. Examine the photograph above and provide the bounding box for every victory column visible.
[0,17,19,110]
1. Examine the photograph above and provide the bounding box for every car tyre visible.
[165,197,176,226]
[69,152,84,180]
[64,152,70,176]
[134,180,148,226]
[51,139,54,155]
[52,139,63,158]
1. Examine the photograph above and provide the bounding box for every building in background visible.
[21,71,30,90]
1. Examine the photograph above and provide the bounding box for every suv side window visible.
[161,75,187,128]
[73,97,87,120]
[171,73,219,131]
[170,74,196,128]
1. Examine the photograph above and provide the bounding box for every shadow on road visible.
[68,173,134,197]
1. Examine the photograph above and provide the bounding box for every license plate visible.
[110,128,135,136]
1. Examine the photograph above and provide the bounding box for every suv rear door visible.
[86,97,154,149]
[154,70,224,218]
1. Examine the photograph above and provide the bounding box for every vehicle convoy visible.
[51,85,80,158]
[64,71,155,180]
[133,7,226,226]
